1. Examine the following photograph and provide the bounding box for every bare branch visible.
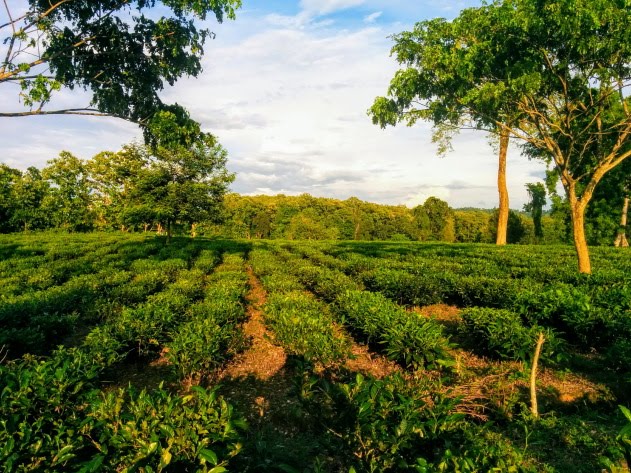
[0,108,116,118]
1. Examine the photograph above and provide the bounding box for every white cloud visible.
[405,187,451,208]
[300,0,365,15]
[264,0,366,29]
[363,11,382,23]
[0,1,547,210]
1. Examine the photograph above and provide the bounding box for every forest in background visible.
[0,147,625,246]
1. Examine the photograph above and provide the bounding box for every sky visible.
[0,0,549,209]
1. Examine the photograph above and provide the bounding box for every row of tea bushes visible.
[167,253,250,380]
[1,245,249,471]
[292,243,631,360]
[0,239,200,356]
[460,307,565,364]
[273,245,452,370]
[249,248,350,366]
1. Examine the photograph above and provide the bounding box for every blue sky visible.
[0,0,547,209]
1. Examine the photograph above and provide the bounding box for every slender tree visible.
[614,185,630,248]
[524,183,546,240]
[372,0,631,273]
[370,4,527,245]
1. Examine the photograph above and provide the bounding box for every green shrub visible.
[85,385,245,472]
[334,290,451,370]
[264,291,349,365]
[460,307,564,363]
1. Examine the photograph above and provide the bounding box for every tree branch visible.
[0,108,116,118]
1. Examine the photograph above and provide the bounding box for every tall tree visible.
[376,0,631,273]
[502,0,631,272]
[42,151,94,231]
[524,182,546,240]
[123,136,234,240]
[87,147,146,230]
[1,0,240,146]
[369,4,527,245]
[0,164,21,232]
[10,166,49,231]
[415,197,455,242]
[614,191,629,248]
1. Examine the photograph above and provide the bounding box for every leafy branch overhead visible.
[0,0,241,146]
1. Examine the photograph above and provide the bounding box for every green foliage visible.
[0,348,103,471]
[87,385,245,471]
[2,0,241,146]
[460,307,564,364]
[335,290,451,370]
[0,351,245,472]
[617,405,631,468]
[314,373,534,472]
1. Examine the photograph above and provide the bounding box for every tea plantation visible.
[1,233,630,471]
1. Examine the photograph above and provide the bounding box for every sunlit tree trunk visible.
[568,191,591,274]
[496,128,510,245]
[614,195,629,247]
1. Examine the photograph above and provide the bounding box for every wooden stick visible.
[530,332,545,419]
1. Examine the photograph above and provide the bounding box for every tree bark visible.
[496,129,510,245]
[614,195,629,248]
[569,193,591,274]
[166,220,172,243]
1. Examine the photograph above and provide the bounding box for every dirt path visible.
[339,324,400,379]
[218,267,287,382]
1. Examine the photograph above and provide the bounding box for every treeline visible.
[0,139,233,238]
[211,194,572,244]
[0,147,624,245]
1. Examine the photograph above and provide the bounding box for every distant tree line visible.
[1,145,626,245]
[200,193,604,246]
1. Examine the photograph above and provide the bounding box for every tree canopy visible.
[1,0,241,147]
[371,0,631,273]
[369,2,531,246]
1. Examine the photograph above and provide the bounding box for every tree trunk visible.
[569,195,591,274]
[354,221,361,240]
[191,222,198,238]
[496,129,510,245]
[166,220,172,243]
[614,195,629,248]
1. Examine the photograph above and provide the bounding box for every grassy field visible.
[1,232,630,472]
